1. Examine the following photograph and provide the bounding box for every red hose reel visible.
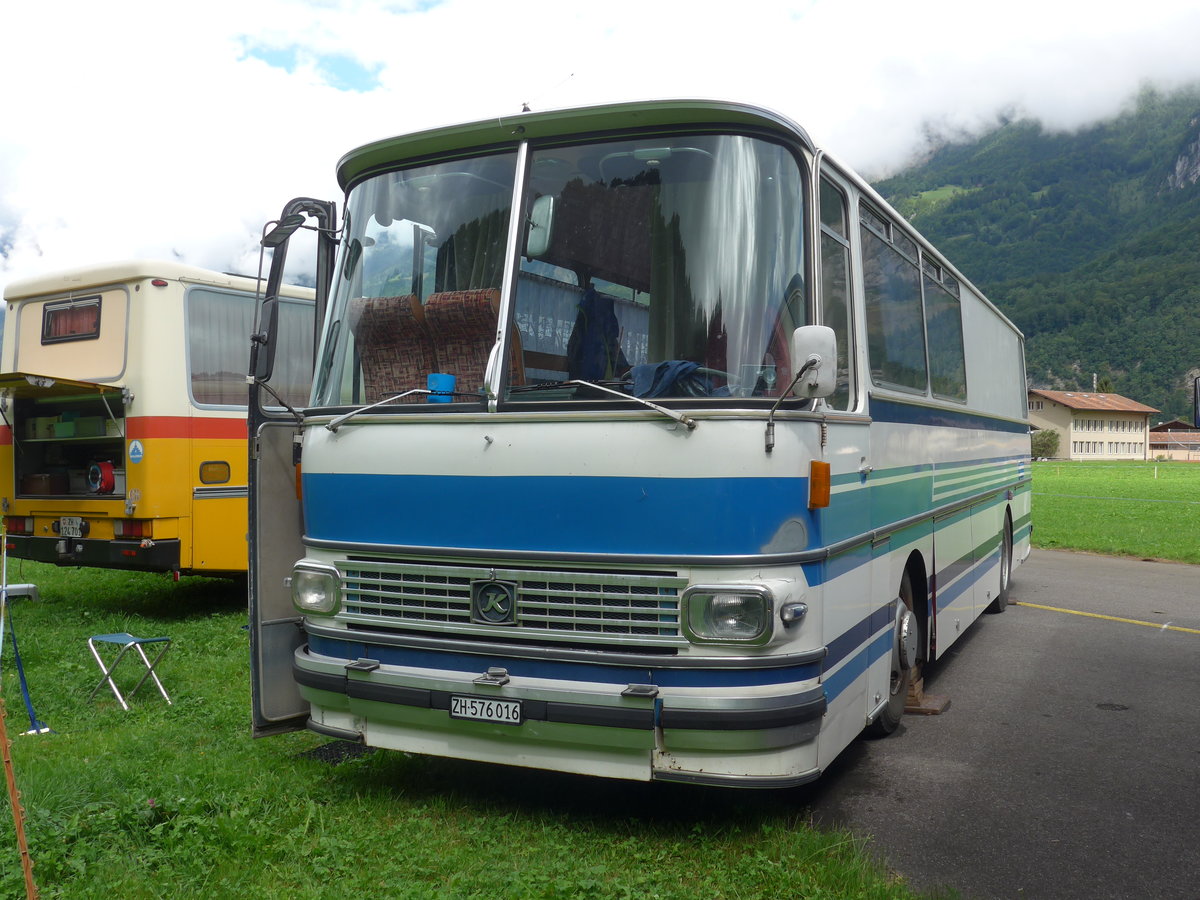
[87,461,116,494]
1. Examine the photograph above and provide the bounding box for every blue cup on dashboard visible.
[427,372,455,402]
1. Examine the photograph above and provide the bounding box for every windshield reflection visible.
[313,133,806,410]
[512,134,805,401]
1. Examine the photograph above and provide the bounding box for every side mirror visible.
[789,325,837,399]
[261,213,306,248]
[525,195,555,258]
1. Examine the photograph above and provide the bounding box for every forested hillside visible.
[878,84,1200,420]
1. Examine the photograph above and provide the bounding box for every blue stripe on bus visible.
[821,628,895,704]
[869,396,1031,434]
[305,459,1025,559]
[306,634,822,687]
[823,600,895,670]
[304,473,814,556]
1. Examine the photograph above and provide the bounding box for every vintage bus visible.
[1,260,313,577]
[249,100,1032,787]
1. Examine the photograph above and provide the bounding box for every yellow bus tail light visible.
[4,517,34,535]
[113,519,150,539]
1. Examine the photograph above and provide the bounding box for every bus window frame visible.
[41,295,102,344]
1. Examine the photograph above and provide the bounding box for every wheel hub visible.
[898,607,918,670]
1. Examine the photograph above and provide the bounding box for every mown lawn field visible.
[1030,460,1200,564]
[3,460,1191,898]
[0,563,928,899]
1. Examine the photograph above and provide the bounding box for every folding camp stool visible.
[87,633,172,710]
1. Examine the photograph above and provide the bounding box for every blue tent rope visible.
[4,607,49,735]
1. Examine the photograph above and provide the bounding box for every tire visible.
[866,569,916,737]
[987,512,1013,614]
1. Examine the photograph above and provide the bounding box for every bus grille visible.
[338,559,687,645]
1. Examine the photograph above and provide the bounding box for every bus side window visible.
[922,267,966,401]
[861,209,928,393]
[190,289,314,408]
[820,176,854,410]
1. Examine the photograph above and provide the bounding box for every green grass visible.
[1031,460,1200,563]
[3,462,1192,897]
[0,562,931,899]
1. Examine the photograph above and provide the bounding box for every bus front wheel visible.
[867,570,919,737]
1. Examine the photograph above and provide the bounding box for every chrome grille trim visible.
[337,559,687,646]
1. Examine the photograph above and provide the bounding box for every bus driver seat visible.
[350,294,439,402]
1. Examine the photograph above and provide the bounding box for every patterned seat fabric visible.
[424,289,524,397]
[350,295,437,402]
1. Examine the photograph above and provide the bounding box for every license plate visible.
[450,695,522,725]
[59,516,83,539]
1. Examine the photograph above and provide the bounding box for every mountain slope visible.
[878,84,1200,419]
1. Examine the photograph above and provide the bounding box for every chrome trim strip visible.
[297,663,655,729]
[305,718,363,742]
[486,139,529,413]
[302,619,827,670]
[660,688,826,730]
[296,663,825,732]
[299,407,832,427]
[194,486,247,499]
[653,767,823,789]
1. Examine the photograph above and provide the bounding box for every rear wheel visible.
[866,569,919,737]
[987,512,1013,614]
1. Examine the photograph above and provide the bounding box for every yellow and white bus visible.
[1,260,313,577]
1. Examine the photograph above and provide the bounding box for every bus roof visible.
[337,99,816,190]
[3,259,314,302]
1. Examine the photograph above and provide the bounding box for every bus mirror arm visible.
[251,198,338,387]
[764,326,837,453]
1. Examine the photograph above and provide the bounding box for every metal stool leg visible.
[88,636,133,710]
[127,640,172,704]
[87,633,172,709]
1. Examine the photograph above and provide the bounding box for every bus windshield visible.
[314,133,807,407]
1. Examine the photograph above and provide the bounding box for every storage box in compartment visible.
[21,473,69,494]
[52,421,76,437]
[74,416,106,437]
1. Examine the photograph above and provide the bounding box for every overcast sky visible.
[3,0,1199,294]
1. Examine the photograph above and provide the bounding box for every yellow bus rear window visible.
[42,296,101,343]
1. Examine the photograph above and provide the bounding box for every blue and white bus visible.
[249,99,1031,788]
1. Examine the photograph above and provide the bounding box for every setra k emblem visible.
[471,580,518,625]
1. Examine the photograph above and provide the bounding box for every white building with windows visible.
[1027,389,1158,460]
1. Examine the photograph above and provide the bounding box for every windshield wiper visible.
[568,379,696,429]
[325,389,431,432]
[328,380,697,432]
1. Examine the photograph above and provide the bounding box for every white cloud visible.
[3,0,1199,291]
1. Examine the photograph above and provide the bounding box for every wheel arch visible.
[903,549,931,664]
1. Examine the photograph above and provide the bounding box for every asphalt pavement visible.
[801,548,1200,900]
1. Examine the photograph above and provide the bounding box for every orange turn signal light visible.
[808,460,831,509]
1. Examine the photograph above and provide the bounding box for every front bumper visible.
[293,630,827,788]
